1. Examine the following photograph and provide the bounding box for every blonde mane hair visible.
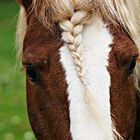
[17,0,140,139]
[16,6,27,60]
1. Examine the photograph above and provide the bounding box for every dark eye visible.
[26,65,40,84]
[128,60,136,75]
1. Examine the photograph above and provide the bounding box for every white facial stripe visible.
[60,17,114,140]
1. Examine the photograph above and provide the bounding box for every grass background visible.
[0,1,35,140]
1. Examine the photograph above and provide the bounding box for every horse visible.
[16,0,140,139]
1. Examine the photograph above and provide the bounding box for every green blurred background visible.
[0,1,35,140]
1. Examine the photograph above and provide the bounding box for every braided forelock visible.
[59,0,98,113]
[59,1,119,139]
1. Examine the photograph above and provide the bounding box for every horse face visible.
[19,1,139,139]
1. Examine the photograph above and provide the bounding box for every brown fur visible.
[23,12,71,140]
[133,91,140,140]
[108,25,139,139]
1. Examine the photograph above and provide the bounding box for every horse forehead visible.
[22,14,62,64]
[22,13,138,69]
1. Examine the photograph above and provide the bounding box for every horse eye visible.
[128,60,136,75]
[26,65,39,83]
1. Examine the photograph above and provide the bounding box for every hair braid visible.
[60,9,122,139]
[59,9,102,118]
[60,11,88,85]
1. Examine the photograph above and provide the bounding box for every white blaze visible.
[60,17,114,140]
